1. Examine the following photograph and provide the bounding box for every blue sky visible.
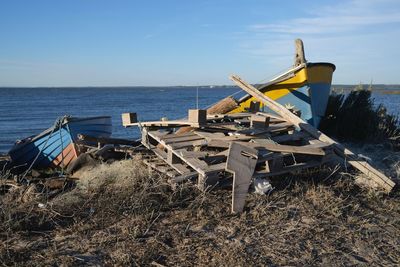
[0,0,399,86]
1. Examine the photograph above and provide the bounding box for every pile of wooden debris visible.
[119,75,395,213]
[3,38,394,213]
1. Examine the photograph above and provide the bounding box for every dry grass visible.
[1,154,400,266]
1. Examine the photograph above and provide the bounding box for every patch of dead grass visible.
[1,156,400,266]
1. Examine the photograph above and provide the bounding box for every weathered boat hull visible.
[230,63,335,127]
[8,116,112,169]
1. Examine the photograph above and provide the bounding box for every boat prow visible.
[221,39,336,127]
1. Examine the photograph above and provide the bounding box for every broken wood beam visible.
[206,96,239,115]
[250,114,270,129]
[226,142,258,213]
[188,109,207,125]
[122,112,138,127]
[229,74,395,192]
[294,38,307,66]
[248,101,261,113]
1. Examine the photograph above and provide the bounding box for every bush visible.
[319,89,399,143]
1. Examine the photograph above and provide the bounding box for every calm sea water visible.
[0,87,398,152]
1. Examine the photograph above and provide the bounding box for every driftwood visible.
[207,96,239,115]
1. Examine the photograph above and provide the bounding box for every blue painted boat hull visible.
[8,116,112,169]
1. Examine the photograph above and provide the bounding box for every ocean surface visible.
[0,87,399,152]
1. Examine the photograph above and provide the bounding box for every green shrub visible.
[319,89,399,143]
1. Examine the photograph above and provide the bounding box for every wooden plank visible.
[195,126,232,134]
[230,74,395,192]
[161,132,197,140]
[215,149,230,157]
[141,127,149,148]
[207,140,230,148]
[256,160,323,177]
[205,162,226,172]
[271,131,308,143]
[128,120,201,127]
[169,139,208,149]
[147,130,207,149]
[151,148,192,174]
[258,151,285,162]
[77,134,140,146]
[268,122,295,132]
[184,157,208,170]
[195,131,255,142]
[214,112,252,119]
[171,163,193,175]
[163,135,204,144]
[170,172,199,183]
[236,122,294,136]
[129,120,240,128]
[151,147,167,159]
[193,131,226,139]
[236,128,270,136]
[247,142,326,156]
[203,154,227,165]
[255,112,286,122]
[225,142,258,213]
[174,149,209,158]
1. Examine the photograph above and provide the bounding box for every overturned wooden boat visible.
[8,116,112,170]
[211,39,335,127]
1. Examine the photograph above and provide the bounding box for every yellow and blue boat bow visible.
[230,62,335,127]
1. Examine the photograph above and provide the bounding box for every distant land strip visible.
[0,84,399,93]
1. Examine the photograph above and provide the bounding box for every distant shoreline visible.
[0,84,399,92]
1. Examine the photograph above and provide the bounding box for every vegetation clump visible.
[319,89,399,145]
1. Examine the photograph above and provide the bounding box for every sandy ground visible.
[0,147,399,266]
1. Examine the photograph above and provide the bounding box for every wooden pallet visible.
[129,110,341,212]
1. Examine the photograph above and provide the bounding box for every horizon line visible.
[0,83,400,89]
